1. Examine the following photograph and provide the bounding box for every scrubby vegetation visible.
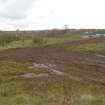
[33,36,46,45]
[0,30,82,49]
[0,32,20,46]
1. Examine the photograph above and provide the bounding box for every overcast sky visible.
[0,0,105,30]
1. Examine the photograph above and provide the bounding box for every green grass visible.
[0,34,81,49]
[67,42,105,52]
[0,61,48,77]
[63,33,81,39]
[43,34,81,44]
[0,40,33,49]
[0,61,105,105]
[0,32,20,46]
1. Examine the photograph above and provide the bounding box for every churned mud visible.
[0,38,105,84]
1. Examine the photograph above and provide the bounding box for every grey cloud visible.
[0,0,35,20]
[0,0,8,3]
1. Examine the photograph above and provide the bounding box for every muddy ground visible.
[0,38,105,84]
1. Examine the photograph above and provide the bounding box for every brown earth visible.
[0,38,105,84]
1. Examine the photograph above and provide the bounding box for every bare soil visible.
[0,38,105,84]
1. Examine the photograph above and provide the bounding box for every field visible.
[0,30,105,105]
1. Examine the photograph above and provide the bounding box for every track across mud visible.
[0,38,105,84]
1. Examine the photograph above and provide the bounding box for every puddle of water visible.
[33,63,48,68]
[47,64,56,68]
[18,68,64,79]
[95,54,105,58]
[51,69,64,75]
[19,73,49,78]
[29,63,57,69]
[18,63,64,78]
